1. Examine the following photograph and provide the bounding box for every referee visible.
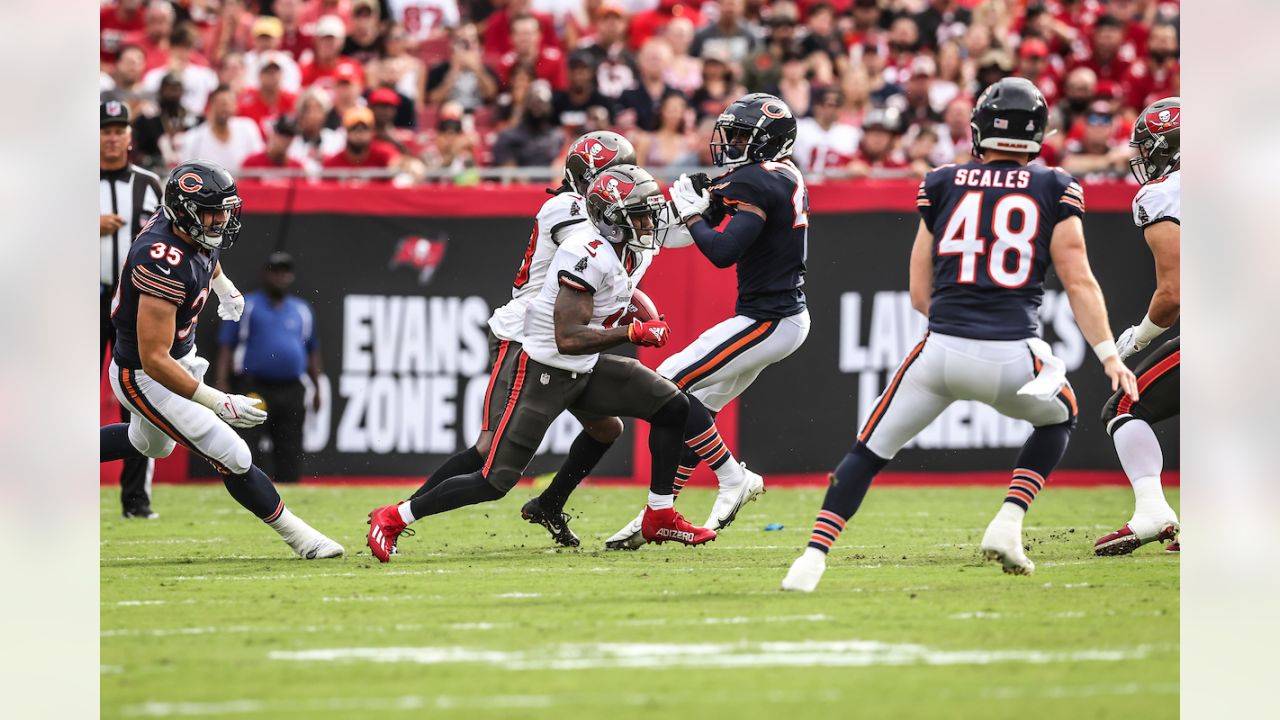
[100,98,162,519]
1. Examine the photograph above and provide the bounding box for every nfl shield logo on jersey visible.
[540,373,550,386]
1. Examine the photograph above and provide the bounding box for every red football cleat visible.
[366,505,410,563]
[1094,522,1178,557]
[1166,540,1180,553]
[641,506,716,546]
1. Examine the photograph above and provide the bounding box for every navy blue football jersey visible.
[110,212,221,369]
[709,160,809,319]
[917,160,1085,340]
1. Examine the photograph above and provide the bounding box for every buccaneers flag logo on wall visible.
[390,235,448,285]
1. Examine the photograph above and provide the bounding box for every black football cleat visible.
[122,504,159,520]
[521,497,580,548]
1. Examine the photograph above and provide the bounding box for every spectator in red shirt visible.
[882,15,921,86]
[496,15,568,92]
[300,16,361,89]
[1060,100,1130,180]
[128,1,178,71]
[485,0,560,58]
[1124,21,1178,111]
[629,0,704,52]
[274,0,316,60]
[1016,37,1061,107]
[238,54,299,134]
[324,106,402,171]
[846,107,909,178]
[242,117,307,170]
[101,0,146,64]
[301,0,355,32]
[1075,14,1134,85]
[324,62,367,130]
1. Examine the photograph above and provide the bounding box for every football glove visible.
[211,272,245,321]
[671,174,711,222]
[192,383,268,428]
[628,319,670,348]
[1115,315,1169,360]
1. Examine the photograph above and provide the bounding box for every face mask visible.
[160,96,182,111]
[1148,50,1174,64]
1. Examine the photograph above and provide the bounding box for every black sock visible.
[223,465,284,521]
[538,431,613,512]
[408,446,483,500]
[1003,419,1074,511]
[101,423,146,463]
[408,470,506,519]
[806,442,889,553]
[647,394,690,495]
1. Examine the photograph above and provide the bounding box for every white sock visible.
[996,501,1026,524]
[802,546,828,562]
[267,506,298,533]
[1113,420,1170,516]
[713,459,745,489]
[397,502,416,525]
[648,492,674,510]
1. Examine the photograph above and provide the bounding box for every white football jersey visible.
[386,0,461,43]
[522,233,655,373]
[792,117,861,174]
[488,191,594,343]
[1132,170,1180,228]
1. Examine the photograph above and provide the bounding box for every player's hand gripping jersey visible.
[1132,169,1180,228]
[917,161,1086,340]
[110,211,220,369]
[488,190,596,343]
[522,232,655,373]
[707,160,809,319]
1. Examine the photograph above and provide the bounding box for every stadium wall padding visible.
[101,180,1177,486]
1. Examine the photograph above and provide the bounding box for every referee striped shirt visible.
[100,164,162,288]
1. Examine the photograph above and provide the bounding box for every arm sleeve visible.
[130,262,187,305]
[688,211,766,269]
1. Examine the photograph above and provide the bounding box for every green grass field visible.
[101,484,1178,719]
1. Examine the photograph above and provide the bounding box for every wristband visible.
[211,272,238,298]
[191,382,224,410]
[1092,340,1119,363]
[1135,314,1170,343]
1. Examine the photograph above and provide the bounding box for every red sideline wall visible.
[101,179,1175,488]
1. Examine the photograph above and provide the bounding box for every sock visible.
[806,443,889,553]
[407,446,483,500]
[672,464,696,497]
[407,471,505,521]
[1112,420,1169,516]
[1003,420,1072,512]
[648,492,674,510]
[647,394,690,496]
[222,465,284,521]
[101,423,146,462]
[683,395,743,487]
[538,431,614,512]
[398,501,416,525]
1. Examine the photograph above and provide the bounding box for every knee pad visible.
[129,425,176,459]
[650,392,690,427]
[217,437,253,476]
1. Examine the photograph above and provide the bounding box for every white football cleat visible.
[294,532,345,560]
[979,510,1034,576]
[270,507,346,559]
[604,509,647,550]
[781,547,827,592]
[703,464,766,530]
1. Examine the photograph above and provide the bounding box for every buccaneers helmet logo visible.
[572,139,618,169]
[589,175,635,205]
[1146,107,1180,133]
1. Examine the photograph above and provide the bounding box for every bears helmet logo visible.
[177,172,204,193]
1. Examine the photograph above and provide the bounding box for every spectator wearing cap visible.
[798,3,844,62]
[181,85,265,171]
[301,0,356,32]
[765,50,812,118]
[215,252,322,486]
[244,16,304,93]
[889,55,942,127]
[660,17,702,96]
[846,107,909,178]
[343,0,385,65]
[101,0,146,63]
[913,0,972,52]
[634,93,699,168]
[1016,37,1060,106]
[421,102,479,172]
[615,39,682,132]
[238,53,299,135]
[124,1,176,71]
[1124,21,1178,111]
[141,23,220,114]
[491,79,564,167]
[369,88,423,155]
[496,15,569,92]
[975,48,1015,96]
[242,118,307,170]
[323,62,367,130]
[577,4,638,99]
[1060,100,1131,180]
[100,99,161,518]
[742,7,799,93]
[792,87,860,174]
[389,0,462,46]
[288,88,347,170]
[132,74,205,170]
[553,51,614,134]
[269,0,314,60]
[691,0,756,65]
[425,22,499,111]
[484,0,560,57]
[630,0,704,52]
[323,106,402,171]
[300,15,360,88]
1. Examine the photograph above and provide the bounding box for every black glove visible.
[687,172,728,226]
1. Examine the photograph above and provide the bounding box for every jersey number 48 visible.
[937,192,1039,288]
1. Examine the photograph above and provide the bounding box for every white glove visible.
[192,383,268,428]
[177,353,210,382]
[211,272,244,321]
[670,173,711,222]
[1115,315,1169,360]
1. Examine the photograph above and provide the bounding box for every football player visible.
[366,166,735,562]
[99,160,343,559]
[1094,97,1182,556]
[781,78,1139,591]
[398,132,637,549]
[602,93,813,548]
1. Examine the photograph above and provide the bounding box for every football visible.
[620,288,660,324]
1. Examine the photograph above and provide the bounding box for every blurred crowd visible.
[100,0,1180,183]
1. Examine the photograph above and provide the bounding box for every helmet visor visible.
[710,121,758,167]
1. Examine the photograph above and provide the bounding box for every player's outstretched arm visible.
[908,220,934,317]
[685,207,766,268]
[1049,217,1139,400]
